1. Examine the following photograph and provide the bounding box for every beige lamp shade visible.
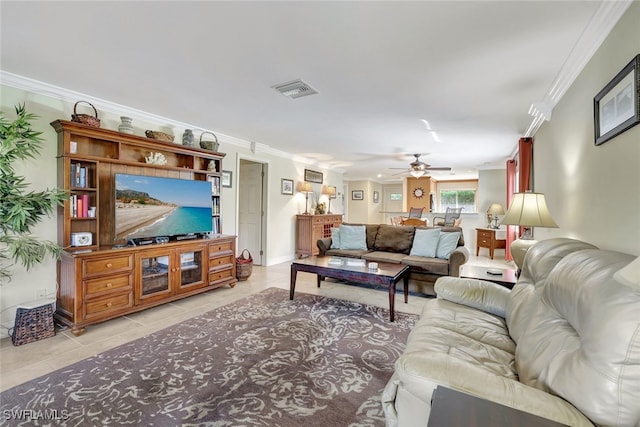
[487,203,505,215]
[298,182,313,193]
[501,192,558,228]
[322,186,336,196]
[501,192,558,270]
[614,257,640,290]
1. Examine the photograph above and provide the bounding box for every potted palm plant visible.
[0,104,67,284]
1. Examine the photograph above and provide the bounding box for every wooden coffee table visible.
[289,256,410,322]
[459,265,518,289]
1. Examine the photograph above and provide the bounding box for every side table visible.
[476,227,506,259]
[427,386,567,427]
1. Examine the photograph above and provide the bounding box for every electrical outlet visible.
[37,288,47,298]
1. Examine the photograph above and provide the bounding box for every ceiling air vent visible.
[272,79,318,99]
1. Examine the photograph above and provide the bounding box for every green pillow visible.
[410,228,441,258]
[339,225,367,250]
[436,231,461,259]
[330,227,341,249]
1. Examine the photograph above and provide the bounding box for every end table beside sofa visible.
[382,238,640,427]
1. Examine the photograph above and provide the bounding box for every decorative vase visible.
[182,129,194,147]
[118,116,134,134]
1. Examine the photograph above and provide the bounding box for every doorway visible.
[238,158,267,265]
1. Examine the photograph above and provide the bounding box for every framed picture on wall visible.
[281,178,294,195]
[594,54,640,146]
[352,190,364,200]
[221,170,232,188]
[304,169,323,184]
[373,191,379,203]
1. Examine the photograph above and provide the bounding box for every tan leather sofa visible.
[317,224,469,296]
[382,238,640,426]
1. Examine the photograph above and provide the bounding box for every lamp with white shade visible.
[298,182,313,215]
[500,192,558,271]
[487,203,505,229]
[322,185,336,213]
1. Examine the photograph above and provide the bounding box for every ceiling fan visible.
[390,154,451,178]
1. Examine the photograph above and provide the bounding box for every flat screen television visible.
[114,173,212,242]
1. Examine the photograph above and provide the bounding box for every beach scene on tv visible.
[115,174,213,242]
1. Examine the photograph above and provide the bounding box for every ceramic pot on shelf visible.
[182,129,194,147]
[118,116,134,134]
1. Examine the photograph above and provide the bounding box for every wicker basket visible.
[10,303,55,346]
[145,130,175,142]
[236,249,253,281]
[199,131,219,151]
[70,101,101,127]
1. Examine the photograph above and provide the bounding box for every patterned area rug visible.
[0,288,417,426]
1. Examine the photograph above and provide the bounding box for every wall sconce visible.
[322,185,336,214]
[298,182,313,215]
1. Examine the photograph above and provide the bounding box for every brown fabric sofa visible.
[317,224,469,296]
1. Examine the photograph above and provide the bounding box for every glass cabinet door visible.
[137,250,172,302]
[176,245,206,292]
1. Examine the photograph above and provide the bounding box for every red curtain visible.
[518,137,533,193]
[505,159,517,260]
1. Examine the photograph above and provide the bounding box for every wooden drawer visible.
[209,241,233,254]
[83,255,133,278]
[209,268,233,284]
[313,216,327,224]
[477,230,493,239]
[85,292,132,317]
[210,254,233,269]
[84,274,132,297]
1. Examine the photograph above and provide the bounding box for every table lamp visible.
[487,203,505,229]
[500,192,558,270]
[322,186,336,213]
[298,182,313,215]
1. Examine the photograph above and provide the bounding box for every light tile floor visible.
[0,254,512,392]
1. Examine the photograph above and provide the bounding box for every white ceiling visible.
[0,1,626,182]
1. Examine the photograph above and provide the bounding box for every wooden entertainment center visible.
[52,120,237,336]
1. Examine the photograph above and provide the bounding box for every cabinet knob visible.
[106,283,113,288]
[106,302,113,307]
[106,263,113,268]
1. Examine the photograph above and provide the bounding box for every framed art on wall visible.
[373,191,379,203]
[352,190,364,200]
[304,169,323,184]
[281,178,294,195]
[594,54,640,146]
[222,170,232,188]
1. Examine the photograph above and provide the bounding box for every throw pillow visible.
[409,228,441,258]
[436,231,461,259]
[330,227,341,249]
[339,225,367,250]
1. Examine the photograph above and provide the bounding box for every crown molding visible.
[0,70,324,168]
[524,0,632,137]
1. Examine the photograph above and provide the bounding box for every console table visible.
[476,228,506,259]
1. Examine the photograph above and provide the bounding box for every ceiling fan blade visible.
[425,167,452,171]
[389,167,409,170]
